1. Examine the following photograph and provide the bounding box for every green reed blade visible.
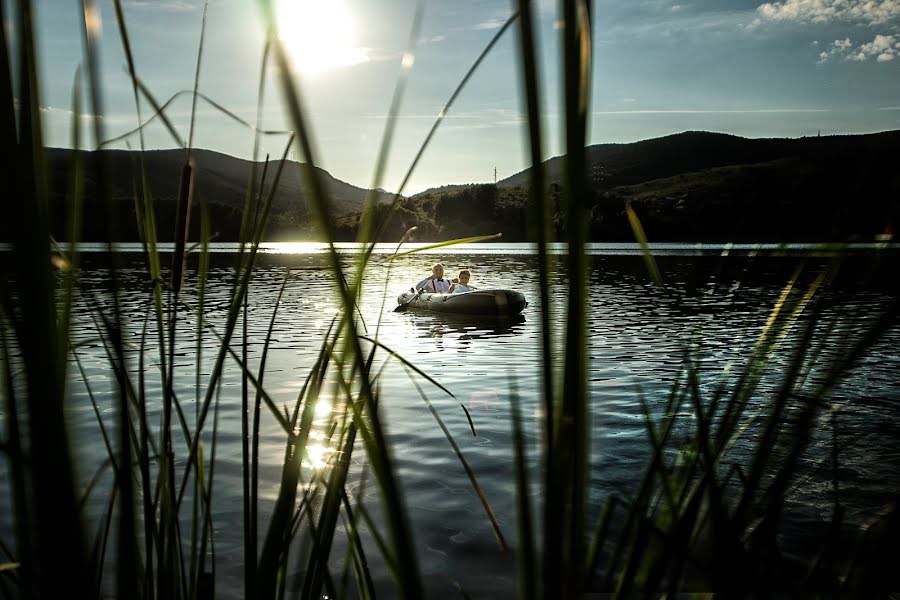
[194,197,211,410]
[713,268,802,450]
[383,233,503,260]
[89,486,118,599]
[73,349,117,469]
[354,0,423,251]
[372,10,520,221]
[101,88,293,148]
[59,68,84,354]
[112,0,148,150]
[636,388,676,514]
[300,395,358,600]
[337,516,365,600]
[546,1,593,596]
[359,336,455,398]
[256,332,333,598]
[0,561,19,574]
[508,376,537,599]
[175,136,293,508]
[187,0,209,152]
[196,381,223,600]
[0,303,33,598]
[248,271,289,594]
[515,0,555,463]
[460,403,478,437]
[133,78,187,149]
[733,308,821,526]
[194,320,292,434]
[80,1,139,593]
[583,495,620,589]
[340,492,377,600]
[0,2,14,149]
[136,307,157,598]
[356,500,399,580]
[9,2,90,596]
[296,489,340,600]
[171,160,196,297]
[625,204,665,291]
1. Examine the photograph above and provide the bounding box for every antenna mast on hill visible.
[494,166,497,184]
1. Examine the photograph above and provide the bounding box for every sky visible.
[20,0,900,194]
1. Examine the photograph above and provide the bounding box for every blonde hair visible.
[458,270,471,279]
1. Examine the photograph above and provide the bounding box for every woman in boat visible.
[449,269,475,293]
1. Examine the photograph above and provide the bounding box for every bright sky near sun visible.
[28,0,900,194]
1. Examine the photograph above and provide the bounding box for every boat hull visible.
[396,289,527,316]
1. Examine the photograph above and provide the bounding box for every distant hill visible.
[23,131,900,243]
[410,183,483,198]
[335,130,900,243]
[497,131,794,190]
[42,148,392,241]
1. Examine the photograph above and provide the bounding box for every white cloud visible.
[592,108,831,115]
[419,34,446,45]
[472,18,506,30]
[755,0,900,26]
[818,33,900,61]
[127,0,198,12]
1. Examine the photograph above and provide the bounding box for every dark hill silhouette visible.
[410,183,482,198]
[337,130,900,243]
[23,131,900,243]
[498,130,900,190]
[43,148,392,241]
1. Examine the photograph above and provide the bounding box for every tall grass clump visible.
[1,0,897,598]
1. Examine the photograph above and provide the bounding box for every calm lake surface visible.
[2,243,899,598]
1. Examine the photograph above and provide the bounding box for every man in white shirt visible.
[416,263,452,293]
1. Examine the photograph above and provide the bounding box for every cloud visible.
[419,34,446,45]
[818,33,900,62]
[592,108,831,115]
[126,0,199,12]
[363,107,525,128]
[40,105,101,119]
[754,0,900,26]
[472,18,507,30]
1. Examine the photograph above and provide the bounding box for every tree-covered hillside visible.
[336,130,900,242]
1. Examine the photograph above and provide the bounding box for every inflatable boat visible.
[396,289,527,316]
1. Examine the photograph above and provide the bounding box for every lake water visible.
[2,243,899,597]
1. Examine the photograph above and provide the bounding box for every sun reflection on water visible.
[303,443,332,470]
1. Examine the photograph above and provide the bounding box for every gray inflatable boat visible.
[396,289,527,316]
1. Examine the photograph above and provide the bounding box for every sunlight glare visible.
[276,0,369,76]
[304,443,331,470]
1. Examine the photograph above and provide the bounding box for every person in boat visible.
[449,269,475,293]
[416,263,452,293]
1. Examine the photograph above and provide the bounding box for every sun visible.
[275,0,369,76]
